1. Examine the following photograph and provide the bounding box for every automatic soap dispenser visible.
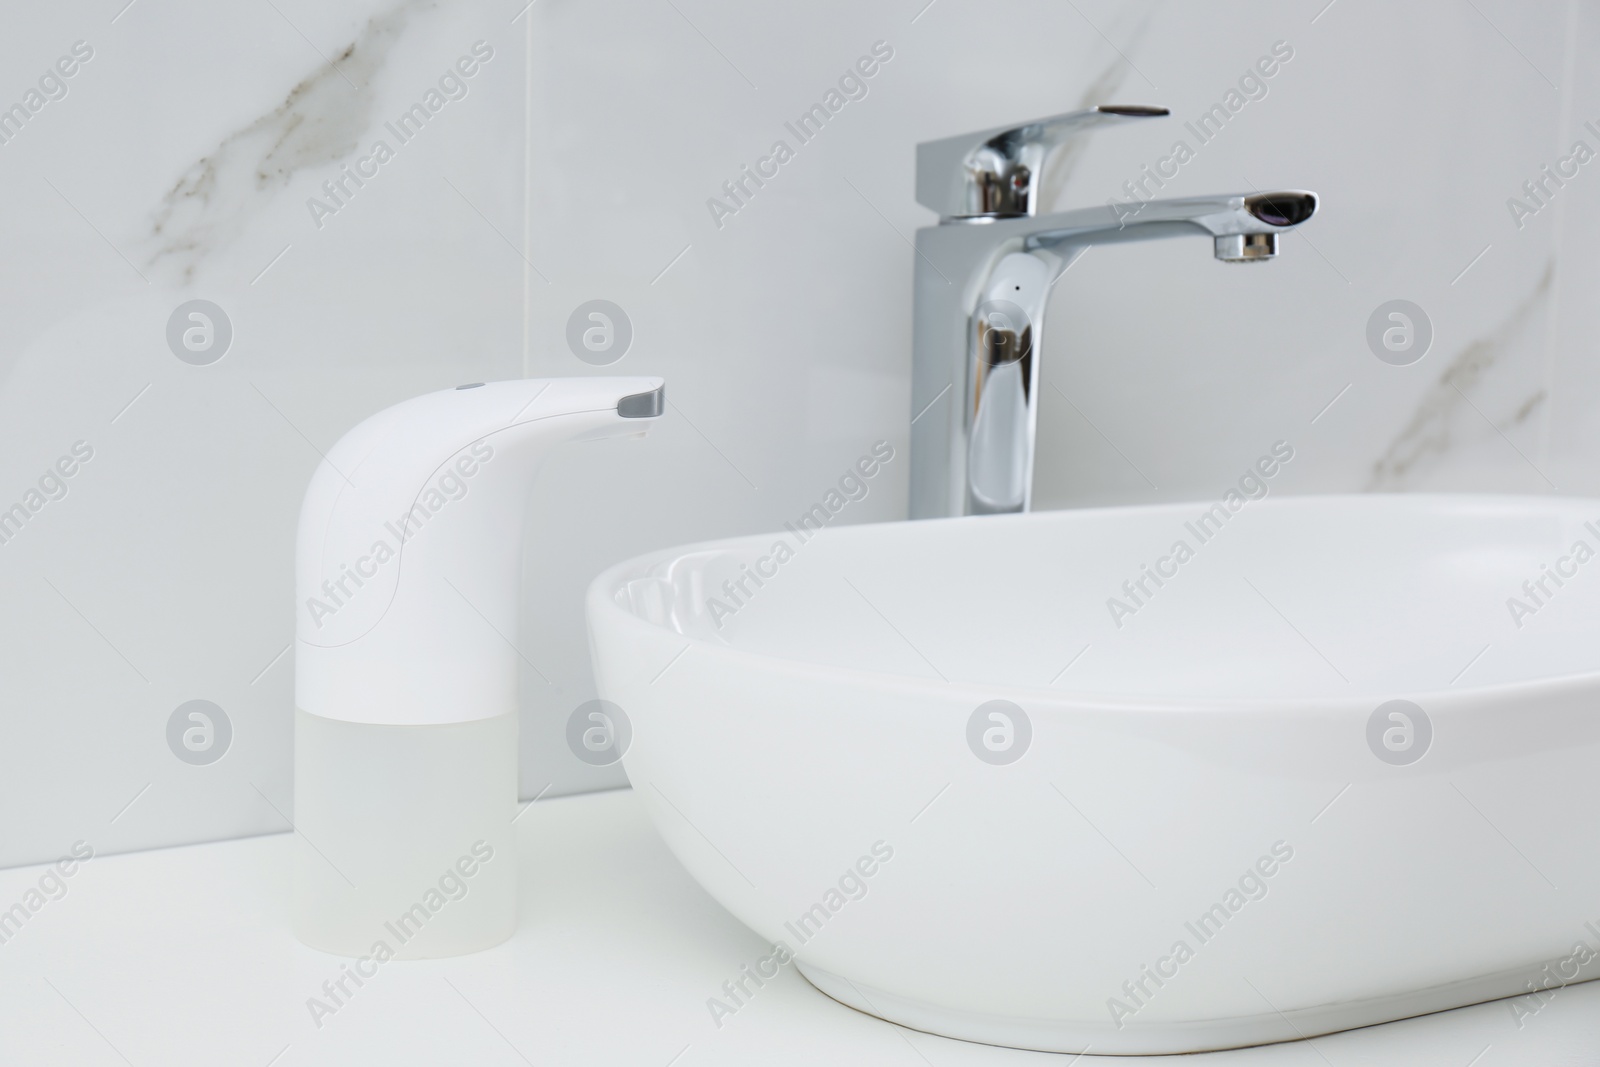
[292,376,664,958]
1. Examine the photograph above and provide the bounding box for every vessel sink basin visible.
[586,494,1600,1054]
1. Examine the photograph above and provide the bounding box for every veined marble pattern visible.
[145,0,430,284]
[1366,263,1554,491]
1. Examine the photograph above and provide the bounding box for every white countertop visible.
[1,788,1595,1066]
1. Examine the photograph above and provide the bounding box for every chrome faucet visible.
[907,105,1318,518]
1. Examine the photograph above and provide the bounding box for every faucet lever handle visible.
[916,105,1168,219]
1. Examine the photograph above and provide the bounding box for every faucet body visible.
[907,107,1318,518]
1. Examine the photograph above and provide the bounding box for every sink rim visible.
[590,491,1600,712]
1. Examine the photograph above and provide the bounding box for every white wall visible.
[4,0,1595,866]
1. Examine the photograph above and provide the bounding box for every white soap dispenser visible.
[292,376,663,958]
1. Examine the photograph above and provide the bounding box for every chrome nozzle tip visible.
[1215,233,1278,262]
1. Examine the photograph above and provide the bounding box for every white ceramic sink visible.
[586,495,1600,1055]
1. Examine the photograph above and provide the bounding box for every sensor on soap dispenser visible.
[292,376,664,958]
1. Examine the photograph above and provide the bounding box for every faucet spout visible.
[905,105,1319,518]
[1021,190,1318,260]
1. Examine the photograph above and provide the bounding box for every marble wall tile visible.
[0,0,530,867]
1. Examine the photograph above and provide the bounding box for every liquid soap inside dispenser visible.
[293,708,517,958]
